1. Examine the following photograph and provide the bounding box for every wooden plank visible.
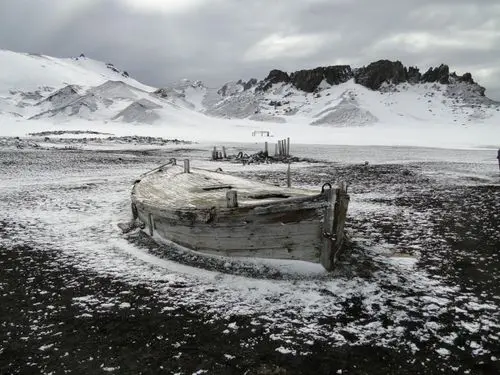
[332,182,349,266]
[148,213,154,236]
[320,188,336,271]
[151,217,322,261]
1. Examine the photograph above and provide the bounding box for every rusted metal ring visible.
[321,183,332,193]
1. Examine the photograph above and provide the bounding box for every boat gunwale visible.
[132,164,330,214]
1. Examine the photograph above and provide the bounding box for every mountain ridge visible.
[0,49,499,129]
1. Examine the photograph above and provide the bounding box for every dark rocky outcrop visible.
[421,64,450,84]
[290,66,352,92]
[451,72,474,84]
[267,69,290,84]
[406,66,421,84]
[243,78,257,90]
[252,60,483,95]
[257,70,290,91]
[354,60,407,90]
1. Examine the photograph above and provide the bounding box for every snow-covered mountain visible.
[1,49,499,148]
[164,62,500,127]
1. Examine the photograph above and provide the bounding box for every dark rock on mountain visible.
[421,64,450,84]
[354,60,407,90]
[153,88,169,98]
[247,59,485,97]
[243,78,258,90]
[267,69,290,84]
[290,66,353,92]
[406,66,421,84]
[452,72,474,84]
[257,70,290,91]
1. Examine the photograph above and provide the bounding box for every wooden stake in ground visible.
[226,190,238,208]
[183,159,190,173]
[287,163,291,188]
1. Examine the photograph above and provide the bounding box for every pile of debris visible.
[211,148,317,165]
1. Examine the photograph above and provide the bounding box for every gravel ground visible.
[0,144,499,374]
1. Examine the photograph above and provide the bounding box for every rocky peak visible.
[421,64,450,84]
[256,70,290,91]
[354,60,407,90]
[290,66,352,92]
[406,66,421,84]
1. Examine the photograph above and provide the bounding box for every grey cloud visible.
[0,0,499,99]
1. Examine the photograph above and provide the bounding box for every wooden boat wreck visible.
[130,159,349,271]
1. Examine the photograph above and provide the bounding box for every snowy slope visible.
[0,50,153,94]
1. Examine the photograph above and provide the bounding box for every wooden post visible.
[275,143,278,156]
[286,137,290,157]
[264,142,268,157]
[320,187,337,271]
[183,159,190,173]
[226,190,238,208]
[286,163,291,188]
[131,203,138,220]
[222,146,227,159]
[148,213,154,236]
[332,181,349,266]
[212,146,217,160]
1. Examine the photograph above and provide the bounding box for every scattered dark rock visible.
[153,88,169,98]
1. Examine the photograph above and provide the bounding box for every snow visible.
[1,49,499,149]
[0,50,153,95]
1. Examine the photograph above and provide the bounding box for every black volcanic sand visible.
[1,148,500,374]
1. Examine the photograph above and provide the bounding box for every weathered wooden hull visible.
[131,162,349,270]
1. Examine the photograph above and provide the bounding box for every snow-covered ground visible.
[2,117,500,150]
[1,143,499,373]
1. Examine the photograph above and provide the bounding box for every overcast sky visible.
[1,0,499,99]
